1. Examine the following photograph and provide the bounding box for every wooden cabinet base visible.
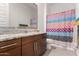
[0,33,47,56]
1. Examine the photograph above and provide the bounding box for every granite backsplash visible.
[0,27,39,34]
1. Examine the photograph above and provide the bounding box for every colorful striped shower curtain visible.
[46,9,76,42]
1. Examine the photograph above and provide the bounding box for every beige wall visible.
[47,3,76,15]
[37,3,46,32]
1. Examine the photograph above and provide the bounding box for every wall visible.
[47,3,76,15]
[9,3,37,27]
[37,3,46,32]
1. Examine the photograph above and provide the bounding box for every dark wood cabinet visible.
[0,33,47,56]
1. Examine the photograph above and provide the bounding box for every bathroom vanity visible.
[0,32,46,56]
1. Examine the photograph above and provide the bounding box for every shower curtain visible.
[46,9,76,42]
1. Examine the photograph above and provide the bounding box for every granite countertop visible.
[0,32,46,41]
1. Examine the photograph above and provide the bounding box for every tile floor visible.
[43,46,77,56]
[44,39,77,56]
[43,44,76,56]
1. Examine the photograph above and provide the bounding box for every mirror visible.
[0,3,38,29]
[9,3,38,29]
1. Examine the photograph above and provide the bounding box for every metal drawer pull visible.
[0,43,17,49]
[36,42,38,50]
[34,43,36,51]
[35,42,38,54]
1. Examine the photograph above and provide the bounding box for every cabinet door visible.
[22,41,35,56]
[39,38,46,55]
[37,34,47,55]
[0,47,21,56]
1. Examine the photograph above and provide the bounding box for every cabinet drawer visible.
[0,47,21,56]
[0,38,21,52]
